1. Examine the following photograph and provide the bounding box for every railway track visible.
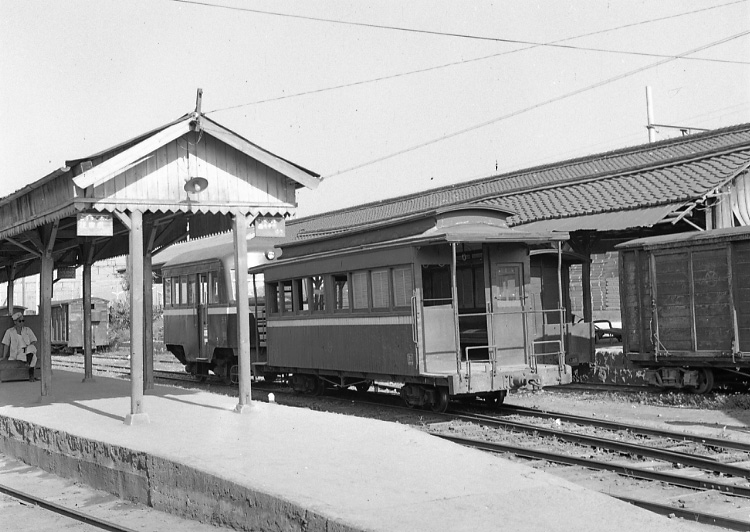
[0,480,139,532]
[53,358,750,528]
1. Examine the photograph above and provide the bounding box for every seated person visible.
[1,312,38,382]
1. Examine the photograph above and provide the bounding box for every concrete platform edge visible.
[0,414,360,532]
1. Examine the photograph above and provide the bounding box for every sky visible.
[1,0,748,218]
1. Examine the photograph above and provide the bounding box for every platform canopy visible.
[0,111,319,282]
[0,104,320,419]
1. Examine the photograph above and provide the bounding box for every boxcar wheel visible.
[690,368,714,394]
[355,381,372,393]
[430,387,449,413]
[262,372,278,383]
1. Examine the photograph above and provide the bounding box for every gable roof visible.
[289,123,750,239]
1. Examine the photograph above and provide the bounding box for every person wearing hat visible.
[1,312,38,381]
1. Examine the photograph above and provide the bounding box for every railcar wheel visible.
[355,381,372,393]
[262,372,278,383]
[430,387,449,413]
[690,368,715,394]
[485,391,506,408]
[310,377,326,396]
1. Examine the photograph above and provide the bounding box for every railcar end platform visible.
[0,371,703,531]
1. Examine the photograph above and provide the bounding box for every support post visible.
[5,265,14,314]
[125,210,149,425]
[39,251,54,398]
[233,213,253,413]
[143,250,154,391]
[82,253,95,382]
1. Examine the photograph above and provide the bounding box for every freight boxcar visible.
[254,206,573,411]
[618,226,750,393]
[161,236,278,384]
[50,298,109,353]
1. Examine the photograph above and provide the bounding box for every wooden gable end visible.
[0,170,78,238]
[86,131,297,214]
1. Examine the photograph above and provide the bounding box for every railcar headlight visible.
[265,250,276,260]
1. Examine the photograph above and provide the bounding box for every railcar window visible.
[180,276,189,306]
[163,278,171,306]
[371,269,390,309]
[422,265,451,307]
[293,279,309,312]
[352,271,369,309]
[199,274,208,304]
[209,272,220,304]
[267,283,279,314]
[312,275,326,312]
[187,275,197,305]
[392,266,413,308]
[333,274,350,310]
[281,280,293,313]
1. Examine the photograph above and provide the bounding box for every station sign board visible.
[77,213,113,237]
[55,266,77,280]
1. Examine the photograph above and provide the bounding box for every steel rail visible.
[434,433,750,498]
[616,495,750,532]
[493,404,750,453]
[0,482,139,532]
[446,412,750,479]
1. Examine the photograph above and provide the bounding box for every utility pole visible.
[645,86,709,142]
[646,86,656,143]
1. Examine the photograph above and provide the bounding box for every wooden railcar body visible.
[162,236,277,383]
[50,298,109,353]
[618,226,750,392]
[257,206,573,409]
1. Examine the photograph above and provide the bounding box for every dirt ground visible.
[505,387,750,445]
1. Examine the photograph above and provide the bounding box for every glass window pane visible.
[371,269,390,309]
[312,275,326,312]
[209,272,220,304]
[164,278,172,306]
[282,280,293,313]
[199,274,208,304]
[352,271,369,309]
[392,266,413,307]
[266,283,279,314]
[295,279,309,311]
[333,274,349,310]
[180,275,188,305]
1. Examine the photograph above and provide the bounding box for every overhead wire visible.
[205,0,749,114]
[323,30,750,180]
[177,0,748,66]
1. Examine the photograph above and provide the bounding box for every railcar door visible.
[488,261,527,367]
[198,273,210,359]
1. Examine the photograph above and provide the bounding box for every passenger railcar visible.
[50,297,109,353]
[254,206,573,411]
[618,226,750,393]
[161,235,278,383]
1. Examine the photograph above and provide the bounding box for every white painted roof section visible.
[200,119,320,190]
[72,119,192,189]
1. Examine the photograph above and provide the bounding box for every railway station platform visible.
[0,371,705,532]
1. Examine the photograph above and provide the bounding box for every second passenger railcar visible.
[254,206,573,411]
[161,235,277,383]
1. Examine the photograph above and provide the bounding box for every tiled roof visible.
[289,123,750,237]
